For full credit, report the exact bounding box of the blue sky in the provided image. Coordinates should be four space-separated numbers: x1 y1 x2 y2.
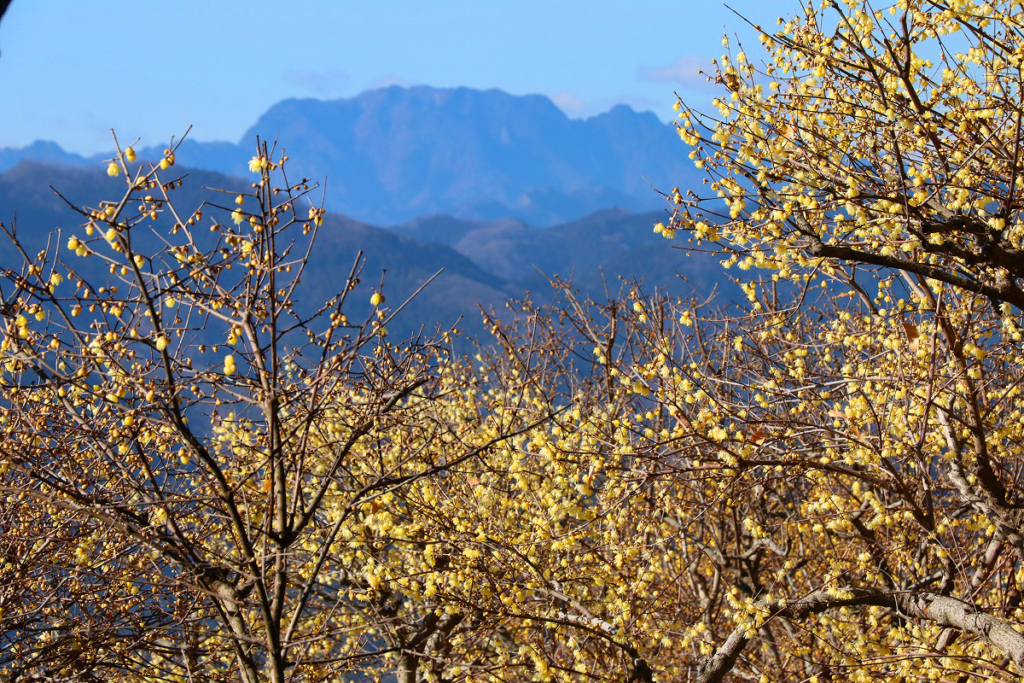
0 0 778 154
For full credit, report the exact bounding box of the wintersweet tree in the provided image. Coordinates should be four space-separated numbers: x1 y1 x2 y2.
653 0 1024 679
324 265 1024 682
0 136 725 683
0 139 556 683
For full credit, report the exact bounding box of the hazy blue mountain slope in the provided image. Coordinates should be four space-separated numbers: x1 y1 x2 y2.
455 185 650 225
391 208 736 303
0 161 242 232
0 161 736 343
0 162 518 340
0 141 94 173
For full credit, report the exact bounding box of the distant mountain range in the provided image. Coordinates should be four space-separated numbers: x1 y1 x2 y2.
0 86 700 226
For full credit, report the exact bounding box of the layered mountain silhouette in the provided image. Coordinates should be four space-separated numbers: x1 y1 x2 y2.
0 161 733 342
0 86 701 226
0 86 737 342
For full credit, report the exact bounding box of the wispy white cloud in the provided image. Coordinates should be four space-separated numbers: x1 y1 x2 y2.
364 75 418 91
280 69 350 97
549 92 588 118
550 91 666 119
638 55 717 88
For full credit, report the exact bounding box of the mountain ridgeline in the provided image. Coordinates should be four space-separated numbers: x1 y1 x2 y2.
0 86 702 226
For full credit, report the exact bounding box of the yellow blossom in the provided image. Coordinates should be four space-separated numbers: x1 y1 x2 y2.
248 156 268 173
